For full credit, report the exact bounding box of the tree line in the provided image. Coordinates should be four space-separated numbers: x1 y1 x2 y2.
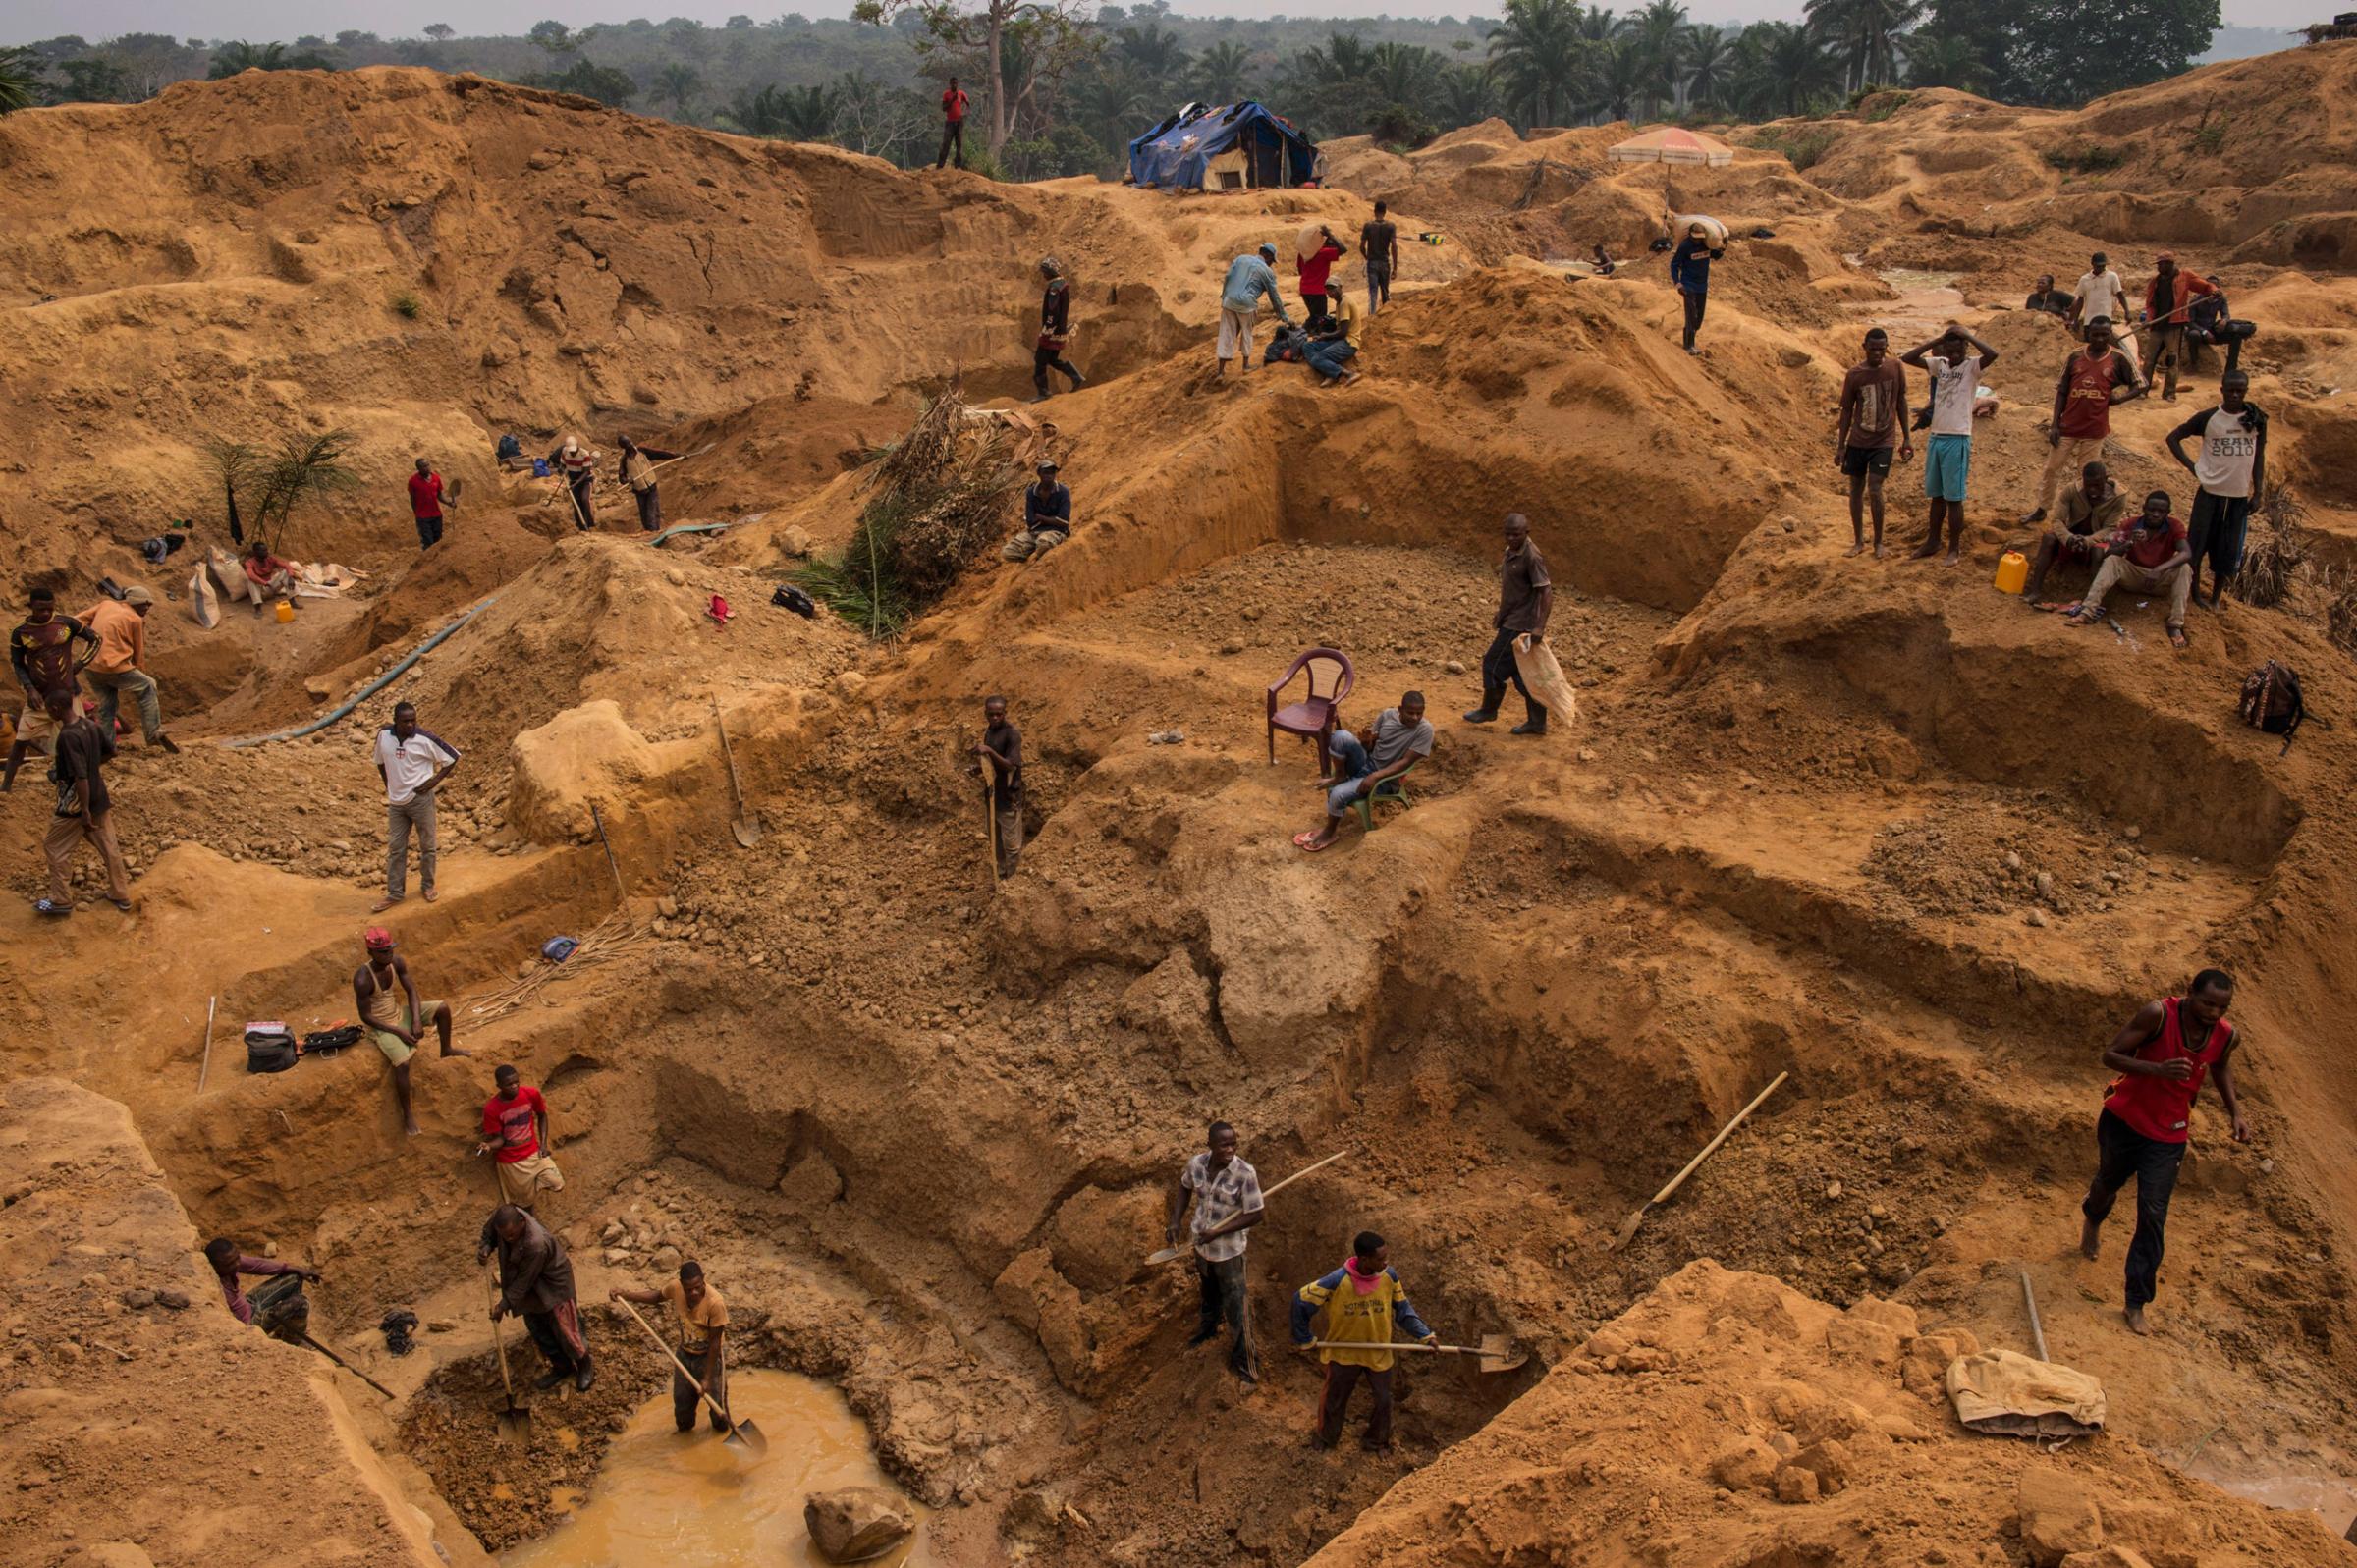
0 0 2226 175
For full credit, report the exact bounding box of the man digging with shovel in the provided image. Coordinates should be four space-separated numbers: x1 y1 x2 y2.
1291 1231 1438 1454
479 1204 594 1392
612 1262 731 1434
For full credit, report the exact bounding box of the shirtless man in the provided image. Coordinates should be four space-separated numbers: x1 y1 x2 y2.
355 926 467 1136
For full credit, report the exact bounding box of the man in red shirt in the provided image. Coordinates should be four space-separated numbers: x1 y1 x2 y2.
936 76 968 171
2142 251 2217 403
2066 489 2193 647
1296 227 1344 330
476 1065 564 1209
408 458 447 549
2021 316 2142 525
2079 970 2250 1335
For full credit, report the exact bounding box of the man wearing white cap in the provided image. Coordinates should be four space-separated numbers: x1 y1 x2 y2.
552 438 596 529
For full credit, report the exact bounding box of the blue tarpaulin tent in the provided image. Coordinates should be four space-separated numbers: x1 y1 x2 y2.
1126 102 1317 192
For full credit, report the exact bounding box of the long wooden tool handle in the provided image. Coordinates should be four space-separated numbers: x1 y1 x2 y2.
301 1332 395 1399
484 1264 518 1400
982 753 1001 889
1643 1070 1788 1208
2020 1269 2051 1363
197 995 217 1092
616 1298 734 1428
591 804 627 900
1259 1150 1346 1201
1305 1339 1483 1355
715 705 744 805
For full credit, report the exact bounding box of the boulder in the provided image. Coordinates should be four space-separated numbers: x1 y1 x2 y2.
506 700 662 844
1826 1314 1905 1369
778 1149 847 1207
1772 1464 1821 1504
2017 1468 2104 1566
1707 1435 1781 1491
803 1486 916 1563
1050 1183 1167 1294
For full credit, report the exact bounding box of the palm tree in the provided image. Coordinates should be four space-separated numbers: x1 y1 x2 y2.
655 63 701 120
1369 41 1445 118
0 46 37 112
1575 5 1619 42
1441 62 1499 126
1067 63 1150 150
1115 22 1189 91
1489 0 1585 128
1681 25 1733 112
1900 27 1984 92
726 84 788 135
776 83 843 140
1805 0 1922 92
1744 21 1843 116
207 40 289 79
1587 36 1651 123
1193 40 1255 103
1619 0 1687 117
254 428 362 559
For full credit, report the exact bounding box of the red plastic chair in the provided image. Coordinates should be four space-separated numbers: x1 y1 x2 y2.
1266 648 1354 776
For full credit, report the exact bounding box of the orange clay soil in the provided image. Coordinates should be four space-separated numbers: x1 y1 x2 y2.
5 51 2357 1568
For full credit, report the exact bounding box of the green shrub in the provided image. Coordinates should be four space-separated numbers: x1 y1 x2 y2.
1750 127 1842 171
391 291 423 319
2042 143 2126 174
2195 118 2226 155
1858 90 1912 123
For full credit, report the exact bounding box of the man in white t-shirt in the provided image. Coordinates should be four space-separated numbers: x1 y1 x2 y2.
1899 321 2002 564
2070 252 2125 330
2165 368 2268 610
372 700 459 912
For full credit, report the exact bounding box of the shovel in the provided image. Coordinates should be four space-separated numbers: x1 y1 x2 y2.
982 753 1001 889
715 703 762 848
297 1331 397 1400
483 1265 532 1445
1610 1070 1788 1251
1145 1150 1347 1266
1304 1335 1528 1373
616 1298 766 1456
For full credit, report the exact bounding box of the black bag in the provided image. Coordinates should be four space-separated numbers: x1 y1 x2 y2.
2239 661 2321 754
302 1025 363 1057
245 1023 299 1074
771 584 816 618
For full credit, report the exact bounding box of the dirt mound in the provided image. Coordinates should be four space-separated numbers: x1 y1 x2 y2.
1305 1259 2350 1566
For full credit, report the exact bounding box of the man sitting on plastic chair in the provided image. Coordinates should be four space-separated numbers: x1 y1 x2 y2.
1293 692 1432 853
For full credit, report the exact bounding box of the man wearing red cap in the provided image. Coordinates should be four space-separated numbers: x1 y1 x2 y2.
2143 251 2216 403
355 927 466 1136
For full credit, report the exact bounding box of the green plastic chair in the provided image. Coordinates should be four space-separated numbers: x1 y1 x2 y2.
1349 760 1419 833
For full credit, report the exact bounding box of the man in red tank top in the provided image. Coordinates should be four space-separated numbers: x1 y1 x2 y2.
2079 969 2251 1335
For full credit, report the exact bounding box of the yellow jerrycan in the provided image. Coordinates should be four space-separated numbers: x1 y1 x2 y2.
274 598 296 622
1994 550 2028 595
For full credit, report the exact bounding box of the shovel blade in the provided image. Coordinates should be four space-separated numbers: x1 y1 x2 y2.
495 1406 532 1445
1144 1244 1186 1266
1608 1201 1654 1253
1475 1334 1529 1373
721 1418 768 1458
732 814 762 848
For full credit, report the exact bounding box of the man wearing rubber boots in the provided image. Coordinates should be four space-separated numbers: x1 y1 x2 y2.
2079 969 2252 1336
612 1261 730 1433
1463 512 1551 735
480 1204 594 1391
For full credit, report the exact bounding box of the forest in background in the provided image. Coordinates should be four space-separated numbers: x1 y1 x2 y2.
0 1 2279 180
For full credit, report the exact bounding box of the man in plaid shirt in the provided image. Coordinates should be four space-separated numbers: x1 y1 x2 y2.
1167 1121 1266 1381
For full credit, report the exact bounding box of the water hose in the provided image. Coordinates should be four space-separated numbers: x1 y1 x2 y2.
223 595 498 748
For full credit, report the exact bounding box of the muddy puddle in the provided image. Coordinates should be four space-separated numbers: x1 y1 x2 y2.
504 1370 935 1568
1858 265 1967 338
2182 1453 2357 1539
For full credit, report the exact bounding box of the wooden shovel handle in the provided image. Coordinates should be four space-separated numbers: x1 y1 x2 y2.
615 1297 734 1429
1258 1150 1346 1201
1641 1070 1788 1208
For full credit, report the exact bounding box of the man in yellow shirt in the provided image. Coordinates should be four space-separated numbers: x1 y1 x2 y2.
1290 1230 1438 1453
612 1261 732 1433
77 587 177 753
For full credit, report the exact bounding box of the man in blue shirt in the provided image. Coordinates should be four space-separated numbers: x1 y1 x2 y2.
1001 460 1073 563
1218 243 1293 377
1670 222 1723 355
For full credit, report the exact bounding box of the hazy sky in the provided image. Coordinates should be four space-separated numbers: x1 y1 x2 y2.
0 2 2318 47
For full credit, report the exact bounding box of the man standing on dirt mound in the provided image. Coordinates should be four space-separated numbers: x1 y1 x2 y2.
409 458 448 550
33 685 135 918
1835 328 1912 559
1217 243 1292 378
1899 322 2001 564
356 927 468 1137
1168 1121 1266 1383
1291 1230 1439 1454
478 1065 564 1211
1361 202 1399 315
1669 222 1723 355
617 437 682 533
1463 513 1551 735
2079 970 2251 1336
373 700 457 913
6 585 97 793
2166 367 2268 611
2021 316 2142 528
936 76 968 170
1032 257 1086 402
2143 251 2218 404
480 1204 594 1391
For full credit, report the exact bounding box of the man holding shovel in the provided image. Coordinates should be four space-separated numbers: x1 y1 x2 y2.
611 1262 731 1433
479 1204 593 1391
969 695 1023 880
1290 1230 1437 1453
1168 1121 1265 1383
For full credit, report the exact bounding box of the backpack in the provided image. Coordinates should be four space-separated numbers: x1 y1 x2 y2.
772 584 816 618
301 1024 363 1056
245 1023 299 1074
2238 661 2328 754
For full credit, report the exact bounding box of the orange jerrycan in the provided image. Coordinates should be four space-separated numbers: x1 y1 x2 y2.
1994 551 2028 595
275 598 296 622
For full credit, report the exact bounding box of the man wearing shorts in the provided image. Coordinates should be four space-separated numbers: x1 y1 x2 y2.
2023 461 2126 605
1900 321 2001 563
2166 368 2266 611
1835 328 1912 558
5 586 97 792
1217 243 1292 377
355 926 467 1136
477 1065 564 1210
2022 316 2141 526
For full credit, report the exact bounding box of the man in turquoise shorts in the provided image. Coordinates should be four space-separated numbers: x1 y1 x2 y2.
1901 321 2001 564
